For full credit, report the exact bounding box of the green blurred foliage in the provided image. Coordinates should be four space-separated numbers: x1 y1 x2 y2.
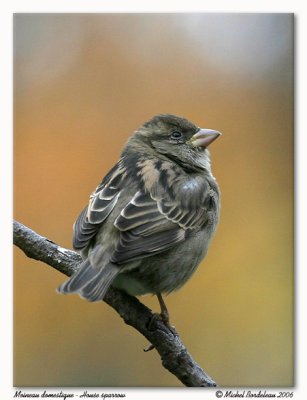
14 13 293 387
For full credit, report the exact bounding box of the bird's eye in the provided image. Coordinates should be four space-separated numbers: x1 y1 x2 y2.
170 131 183 140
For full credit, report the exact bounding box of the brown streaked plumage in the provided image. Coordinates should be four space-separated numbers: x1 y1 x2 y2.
58 114 221 324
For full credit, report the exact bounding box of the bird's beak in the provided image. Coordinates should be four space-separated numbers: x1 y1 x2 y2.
190 129 222 148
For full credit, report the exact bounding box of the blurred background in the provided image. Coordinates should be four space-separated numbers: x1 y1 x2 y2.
13 13 293 387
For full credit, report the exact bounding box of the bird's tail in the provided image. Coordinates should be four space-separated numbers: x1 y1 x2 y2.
57 260 119 302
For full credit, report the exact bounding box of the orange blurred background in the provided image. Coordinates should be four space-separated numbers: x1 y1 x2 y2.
14 13 293 387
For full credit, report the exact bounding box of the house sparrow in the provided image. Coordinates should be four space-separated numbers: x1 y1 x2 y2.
58 114 221 324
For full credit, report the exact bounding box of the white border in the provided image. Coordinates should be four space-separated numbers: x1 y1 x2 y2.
1 1 305 399
3 0 307 13
0 1 13 398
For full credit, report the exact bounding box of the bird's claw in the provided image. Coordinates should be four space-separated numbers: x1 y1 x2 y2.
143 343 155 352
147 312 178 336
143 293 178 352
147 312 163 331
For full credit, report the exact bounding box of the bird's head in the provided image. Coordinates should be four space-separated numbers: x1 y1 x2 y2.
128 114 221 172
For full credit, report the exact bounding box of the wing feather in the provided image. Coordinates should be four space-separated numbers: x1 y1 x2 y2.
111 229 185 264
72 161 125 251
112 190 186 264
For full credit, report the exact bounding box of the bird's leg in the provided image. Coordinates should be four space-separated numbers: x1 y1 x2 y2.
147 293 171 330
157 293 178 335
144 293 178 352
157 293 170 325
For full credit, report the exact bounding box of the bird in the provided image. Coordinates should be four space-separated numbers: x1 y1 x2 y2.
58 114 221 326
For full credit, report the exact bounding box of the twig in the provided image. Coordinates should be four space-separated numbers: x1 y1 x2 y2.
13 219 217 387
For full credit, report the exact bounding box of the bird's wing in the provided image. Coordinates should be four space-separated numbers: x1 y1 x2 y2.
72 160 126 250
112 191 184 263
111 185 211 264
73 156 218 265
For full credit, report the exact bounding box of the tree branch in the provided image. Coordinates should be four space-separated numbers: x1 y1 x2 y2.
13 219 217 387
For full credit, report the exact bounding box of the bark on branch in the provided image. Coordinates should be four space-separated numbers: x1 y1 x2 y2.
13 219 217 387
